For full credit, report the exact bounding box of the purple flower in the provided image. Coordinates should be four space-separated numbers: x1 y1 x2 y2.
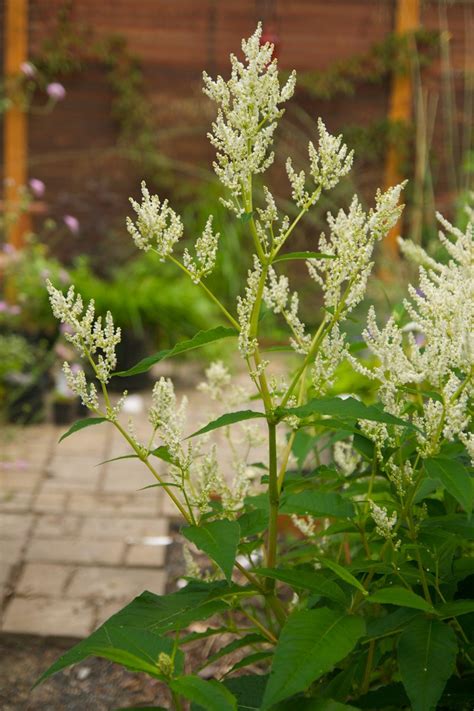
63 215 80 234
0 301 7 313
2 244 15 255
20 61 36 77
29 178 45 197
60 322 74 335
47 82 66 101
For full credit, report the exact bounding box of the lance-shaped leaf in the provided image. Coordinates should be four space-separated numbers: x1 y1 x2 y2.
188 410 266 438
254 568 347 606
272 251 335 263
367 586 435 613
59 417 107 443
319 558 367 594
182 519 240 582
36 580 244 685
170 675 237 711
424 457 473 515
261 608 365 709
116 326 237 377
398 617 458 711
278 396 416 430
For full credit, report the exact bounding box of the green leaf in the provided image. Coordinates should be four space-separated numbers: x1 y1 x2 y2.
225 650 273 675
319 559 367 594
424 457 473 515
254 568 346 605
280 491 354 519
223 675 268 711
149 445 174 464
365 607 421 641
188 410 265 438
436 599 474 619
368 586 435 613
261 608 365 709
182 520 240 582
116 326 237 377
278 396 415 430
36 621 183 686
170 676 236 711
238 509 268 538
398 617 458 711
273 251 335 263
36 581 245 685
59 417 107 443
96 454 139 466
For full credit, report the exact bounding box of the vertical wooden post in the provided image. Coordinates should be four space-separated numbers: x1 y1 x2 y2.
383 0 420 258
3 0 30 250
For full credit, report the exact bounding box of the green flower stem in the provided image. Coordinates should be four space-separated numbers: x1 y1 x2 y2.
271 187 321 259
277 368 308 492
361 639 376 694
167 253 240 331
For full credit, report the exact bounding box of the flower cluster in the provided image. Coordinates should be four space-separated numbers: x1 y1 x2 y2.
263 267 311 354
126 181 183 258
286 119 353 208
236 256 262 356
308 184 405 314
182 216 220 283
203 23 296 215
369 501 398 542
46 280 120 384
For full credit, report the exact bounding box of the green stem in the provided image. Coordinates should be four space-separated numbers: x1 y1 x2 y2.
266 421 279 584
167 253 240 330
271 187 322 258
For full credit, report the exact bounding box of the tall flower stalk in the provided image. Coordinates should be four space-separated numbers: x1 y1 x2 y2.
41 25 473 711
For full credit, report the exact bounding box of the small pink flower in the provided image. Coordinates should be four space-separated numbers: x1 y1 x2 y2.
60 322 74 335
20 61 36 77
63 215 80 234
29 178 45 197
9 305 21 315
70 363 82 375
59 269 70 284
0 301 7 312
47 82 66 101
2 243 15 254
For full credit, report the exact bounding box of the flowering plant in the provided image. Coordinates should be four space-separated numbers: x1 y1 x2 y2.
39 26 473 711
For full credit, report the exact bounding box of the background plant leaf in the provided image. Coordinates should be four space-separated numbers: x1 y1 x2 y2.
424 457 473 515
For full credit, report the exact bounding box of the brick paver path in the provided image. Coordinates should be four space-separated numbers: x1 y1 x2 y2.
0 405 173 638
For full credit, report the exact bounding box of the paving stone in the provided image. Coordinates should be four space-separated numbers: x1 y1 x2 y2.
1 538 24 564
125 543 167 567
0 468 42 491
45 455 102 490
33 491 68 513
0 491 33 512
33 513 82 538
67 566 166 601
0 562 12 587
2 596 94 637
16 563 73 597
0 513 33 539
83 516 168 541
25 539 124 565
68 492 158 516
101 457 156 493
52 425 108 457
